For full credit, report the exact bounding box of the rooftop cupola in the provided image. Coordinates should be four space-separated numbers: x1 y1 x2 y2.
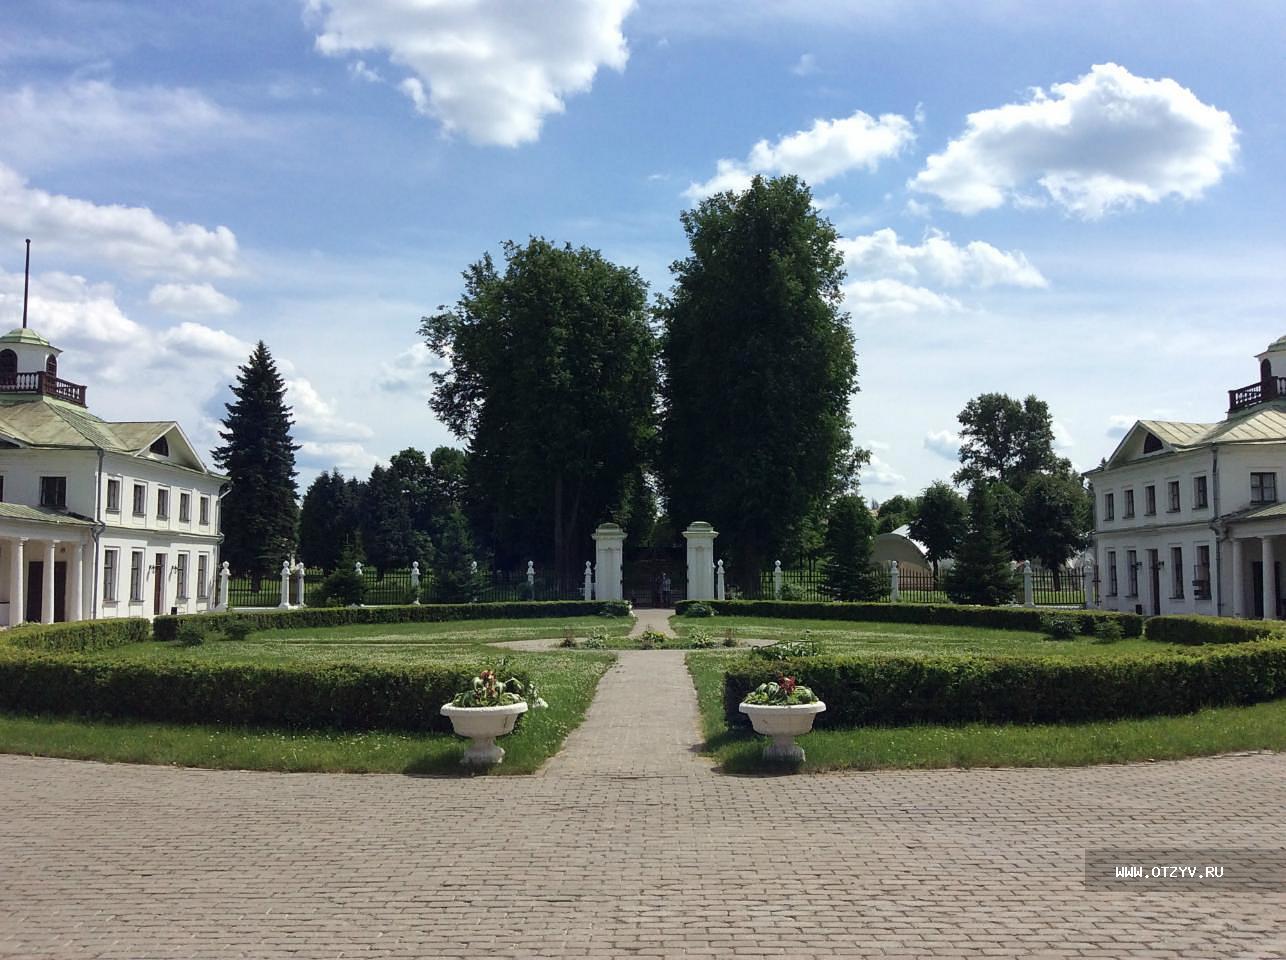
1228 335 1286 415
0 328 86 406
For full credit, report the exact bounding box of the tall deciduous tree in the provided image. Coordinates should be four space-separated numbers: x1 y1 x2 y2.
214 341 299 583
658 175 859 587
908 481 968 576
821 494 884 601
298 469 361 572
954 393 1064 489
943 482 1018 606
1017 468 1091 587
874 493 920 534
423 238 656 581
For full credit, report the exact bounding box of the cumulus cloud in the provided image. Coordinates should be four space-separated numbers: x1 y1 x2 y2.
297 440 380 475
286 376 375 442
0 269 141 346
155 322 250 363
308 0 635 146
378 341 445 394
685 109 914 200
1105 414 1136 439
843 278 962 320
862 453 906 488
791 53 818 76
148 282 239 317
910 63 1239 218
840 228 1047 290
924 430 961 461
0 163 239 278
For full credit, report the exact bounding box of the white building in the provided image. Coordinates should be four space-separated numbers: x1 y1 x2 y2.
0 326 226 624
1086 335 1286 620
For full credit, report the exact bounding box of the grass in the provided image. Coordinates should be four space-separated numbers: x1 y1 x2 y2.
686 652 1286 773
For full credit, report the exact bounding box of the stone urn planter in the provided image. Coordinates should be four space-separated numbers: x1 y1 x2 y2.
441 701 529 766
738 701 826 762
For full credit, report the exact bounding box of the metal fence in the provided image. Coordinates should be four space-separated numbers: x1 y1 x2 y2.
227 566 585 608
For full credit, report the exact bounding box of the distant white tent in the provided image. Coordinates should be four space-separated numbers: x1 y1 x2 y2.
872 524 946 574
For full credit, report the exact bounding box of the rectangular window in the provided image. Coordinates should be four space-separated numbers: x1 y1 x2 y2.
39 476 67 509
1171 546 1184 599
1167 481 1180 512
179 492 191 522
156 488 169 521
1124 489 1135 519
1126 549 1139 597
0 475 5 501
1107 551 1118 596
197 554 209 600
132 483 147 517
1193 475 1209 509
129 550 144 602
199 496 210 526
106 478 121 513
1195 545 1211 600
1144 485 1157 516
176 552 189 600
1103 492 1115 521
1251 472 1278 504
103 548 118 602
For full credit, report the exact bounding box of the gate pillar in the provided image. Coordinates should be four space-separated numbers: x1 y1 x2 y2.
592 523 626 601
683 521 718 600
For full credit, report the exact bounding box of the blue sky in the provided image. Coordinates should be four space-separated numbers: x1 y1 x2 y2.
2 0 1283 500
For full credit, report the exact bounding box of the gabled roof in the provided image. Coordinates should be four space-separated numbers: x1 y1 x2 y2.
1091 401 1286 474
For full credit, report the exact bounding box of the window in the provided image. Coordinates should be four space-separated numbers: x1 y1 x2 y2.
0 475 4 502
1103 493 1115 521
39 476 67 509
1251 472 1277 504
1144 485 1156 516
132 483 146 516
1171 547 1184 599
46 355 57 377
1167 481 1181 513
1107 551 1118 596
199 496 210 526
150 435 169 456
103 549 118 602
106 478 120 513
1193 475 1208 509
197 554 209 600
129 550 144 602
156 488 169 520
1142 432 1163 454
179 492 191 522
1195 545 1211 600
176 553 189 600
0 349 15 382
1126 550 1139 597
1124 489 1136 519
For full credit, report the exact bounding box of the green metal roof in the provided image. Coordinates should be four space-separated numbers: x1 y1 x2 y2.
0 502 94 526
0 327 53 347
1227 501 1286 523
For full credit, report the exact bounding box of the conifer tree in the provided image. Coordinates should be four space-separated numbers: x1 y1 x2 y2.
430 507 485 602
298 470 360 572
821 494 885 601
214 342 300 583
943 482 1018 606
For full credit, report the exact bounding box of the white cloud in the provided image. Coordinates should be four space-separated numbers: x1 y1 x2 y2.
0 163 239 279
862 452 905 488
148 282 239 317
297 440 380 475
378 341 444 394
791 53 818 76
924 430 961 461
348 59 382 83
1105 414 1136 439
286 376 375 442
840 228 1047 289
685 109 915 200
0 269 141 346
155 322 250 363
910 63 1239 218
1052 419 1075 451
308 0 635 146
843 278 962 319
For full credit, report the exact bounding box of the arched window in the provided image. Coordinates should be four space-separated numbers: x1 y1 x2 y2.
0 350 15 383
150 435 170 457
1262 358 1273 382
1142 432 1163 454
45 355 57 378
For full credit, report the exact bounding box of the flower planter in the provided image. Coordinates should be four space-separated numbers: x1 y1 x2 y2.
440 701 529 766
738 701 826 762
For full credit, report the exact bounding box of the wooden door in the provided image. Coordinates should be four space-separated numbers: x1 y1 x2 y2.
1147 550 1161 616
25 560 42 623
153 553 167 616
53 561 66 622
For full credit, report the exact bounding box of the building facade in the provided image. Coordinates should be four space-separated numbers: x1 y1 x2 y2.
1086 336 1286 620
0 327 225 624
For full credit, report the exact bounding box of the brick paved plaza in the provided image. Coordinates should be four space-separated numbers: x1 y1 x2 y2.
2 646 1283 959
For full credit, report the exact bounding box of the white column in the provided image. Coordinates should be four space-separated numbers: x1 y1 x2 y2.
8 538 25 625
715 559 726 600
1232 538 1245 618
1022 560 1034 608
279 560 292 609
1262 536 1277 621
890 560 900 603
773 560 783 600
41 541 56 623
68 542 84 622
1082 561 1094 610
583 561 593 601
682 522 718 601
294 562 306 608
216 560 230 611
591 522 626 602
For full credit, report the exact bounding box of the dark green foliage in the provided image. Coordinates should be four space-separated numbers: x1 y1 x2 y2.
315 565 367 607
943 483 1019 606
597 603 629 618
1094 619 1124 643
175 622 207 646
1016 469 1092 582
1144 615 1278 646
361 460 420 575
954 393 1065 489
424 238 656 580
658 176 859 589
821 494 885 601
908 482 968 575
220 618 255 642
874 494 919 535
3 618 149 653
672 599 1144 636
778 584 804 601
298 470 362 572
213 342 300 582
430 508 485 602
722 639 1286 727
683 602 715 618
1039 613 1080 640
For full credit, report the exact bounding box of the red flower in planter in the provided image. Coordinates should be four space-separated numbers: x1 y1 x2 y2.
778 675 797 695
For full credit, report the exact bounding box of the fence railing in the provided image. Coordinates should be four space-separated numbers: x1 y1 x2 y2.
226 566 586 608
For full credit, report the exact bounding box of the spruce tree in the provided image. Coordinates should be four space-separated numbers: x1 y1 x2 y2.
821 494 885 601
430 507 485 603
214 342 300 584
298 470 360 572
943 482 1019 606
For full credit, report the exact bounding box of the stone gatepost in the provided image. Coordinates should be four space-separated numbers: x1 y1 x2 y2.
683 522 718 600
592 523 626 601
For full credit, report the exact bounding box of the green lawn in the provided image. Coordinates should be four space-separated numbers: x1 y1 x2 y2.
686 652 1286 772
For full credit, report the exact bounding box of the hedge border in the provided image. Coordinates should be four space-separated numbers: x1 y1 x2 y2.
676 599 1143 637
1143 614 1280 646
721 638 1286 728
2 618 150 654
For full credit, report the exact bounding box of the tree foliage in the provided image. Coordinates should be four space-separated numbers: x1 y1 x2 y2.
213 342 299 582
874 494 920 534
298 470 361 572
1017 468 1091 585
908 481 968 575
955 393 1065 489
821 494 885 601
658 175 859 587
943 483 1018 606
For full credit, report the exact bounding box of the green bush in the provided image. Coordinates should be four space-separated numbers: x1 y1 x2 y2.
1144 615 1278 646
0 649 515 732
153 600 630 643
314 567 367 607
220 617 255 642
689 627 716 649
175 622 207 647
778 584 805 601
1094 619 1124 644
637 628 666 650
1039 613 1080 640
672 599 1143 637
683 602 715 618
721 639 1286 728
3 618 150 654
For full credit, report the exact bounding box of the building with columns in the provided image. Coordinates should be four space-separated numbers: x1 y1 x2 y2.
1086 335 1286 620
0 326 226 624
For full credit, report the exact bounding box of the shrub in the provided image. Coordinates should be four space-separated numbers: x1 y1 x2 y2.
689 627 716 649
598 603 629 618
175 622 207 647
750 632 824 661
315 566 367 607
683 602 715 617
1094 619 1124 644
3 618 149 654
722 628 738 648
721 638 1286 728
1144 615 1278 646
558 626 578 649
219 617 255 642
1040 613 1080 641
583 628 607 650
778 584 804 601
637 628 667 650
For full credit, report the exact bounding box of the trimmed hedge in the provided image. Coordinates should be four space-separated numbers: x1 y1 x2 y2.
2 618 150 654
722 639 1286 727
153 600 630 643
0 650 516 732
676 599 1143 637
1144 615 1280 646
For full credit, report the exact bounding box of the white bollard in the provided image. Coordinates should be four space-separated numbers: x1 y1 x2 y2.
890 560 900 603
279 560 292 609
583 561 594 601
773 560 783 600
411 561 421 605
216 561 231 611
1082 561 1094 609
716 559 726 601
1023 560 1034 607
